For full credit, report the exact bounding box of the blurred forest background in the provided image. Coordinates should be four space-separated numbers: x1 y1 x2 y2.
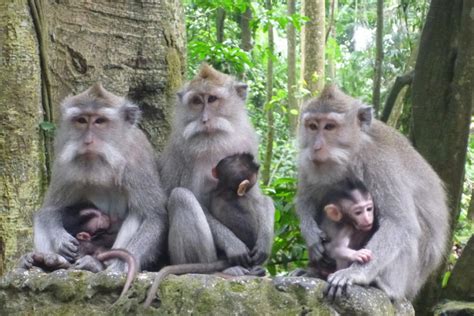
0 0 472 313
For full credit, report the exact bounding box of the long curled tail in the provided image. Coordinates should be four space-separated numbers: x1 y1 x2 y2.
96 249 138 299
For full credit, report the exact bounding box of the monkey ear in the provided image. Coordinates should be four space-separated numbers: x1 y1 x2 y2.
358 106 373 131
235 83 248 100
237 179 250 196
324 204 343 222
123 103 142 125
211 167 218 179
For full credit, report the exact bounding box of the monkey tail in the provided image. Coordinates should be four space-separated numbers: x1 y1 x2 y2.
96 249 138 299
143 260 231 308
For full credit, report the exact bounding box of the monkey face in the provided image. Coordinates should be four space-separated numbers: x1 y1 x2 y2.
300 111 351 166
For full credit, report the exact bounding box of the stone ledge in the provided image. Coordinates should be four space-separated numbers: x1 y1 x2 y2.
0 269 414 315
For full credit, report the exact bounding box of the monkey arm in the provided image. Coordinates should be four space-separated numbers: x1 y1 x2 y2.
108 159 169 272
34 205 79 262
296 193 327 261
251 194 275 265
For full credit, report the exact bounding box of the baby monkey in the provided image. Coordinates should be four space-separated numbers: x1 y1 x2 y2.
209 152 261 253
319 177 377 272
295 177 378 280
62 205 138 299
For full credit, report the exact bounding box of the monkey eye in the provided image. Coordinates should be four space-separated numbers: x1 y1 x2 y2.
191 96 201 105
355 211 363 216
324 123 336 131
208 95 218 103
367 207 374 212
307 122 318 131
75 117 88 124
95 117 108 125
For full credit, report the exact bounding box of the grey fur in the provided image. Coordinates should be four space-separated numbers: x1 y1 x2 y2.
158 65 274 273
33 83 168 272
296 85 449 301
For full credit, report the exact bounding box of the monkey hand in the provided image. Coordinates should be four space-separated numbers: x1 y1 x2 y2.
54 231 79 262
324 267 368 301
350 249 372 264
225 240 252 268
74 255 105 273
308 230 328 262
249 247 269 266
222 266 250 276
17 252 36 270
18 252 71 271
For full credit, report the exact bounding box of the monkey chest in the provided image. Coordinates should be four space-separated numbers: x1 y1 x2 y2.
84 188 128 218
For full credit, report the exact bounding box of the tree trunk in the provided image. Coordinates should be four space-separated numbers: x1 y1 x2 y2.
0 0 46 276
262 0 274 185
240 6 252 52
0 0 185 275
43 0 185 149
287 0 298 133
216 7 226 44
411 0 474 314
327 0 337 82
301 0 325 97
372 0 384 117
386 41 420 128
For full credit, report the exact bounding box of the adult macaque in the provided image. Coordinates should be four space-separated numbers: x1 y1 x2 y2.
296 85 449 301
144 153 265 307
27 84 167 273
319 178 377 271
158 64 274 273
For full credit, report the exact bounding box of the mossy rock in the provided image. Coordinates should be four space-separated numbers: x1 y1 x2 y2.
0 269 413 315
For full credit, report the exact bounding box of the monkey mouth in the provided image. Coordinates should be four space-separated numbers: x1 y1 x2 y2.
359 224 373 231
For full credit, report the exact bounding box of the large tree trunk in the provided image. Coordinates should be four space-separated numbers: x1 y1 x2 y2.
287 0 298 133
43 0 186 149
0 0 185 275
0 0 46 276
301 0 325 97
411 0 473 314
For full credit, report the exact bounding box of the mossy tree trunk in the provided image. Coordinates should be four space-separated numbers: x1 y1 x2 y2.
411 0 474 314
0 0 185 275
0 0 46 276
301 0 325 98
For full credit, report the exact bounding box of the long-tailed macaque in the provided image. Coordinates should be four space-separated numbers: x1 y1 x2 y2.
144 153 265 307
319 178 377 272
25 84 168 273
158 64 274 274
296 85 449 301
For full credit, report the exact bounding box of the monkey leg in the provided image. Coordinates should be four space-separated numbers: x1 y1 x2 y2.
167 188 218 264
73 255 105 273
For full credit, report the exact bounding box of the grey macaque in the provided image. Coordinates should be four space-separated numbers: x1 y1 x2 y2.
296 85 449 301
144 152 268 308
26 84 168 273
158 64 274 273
